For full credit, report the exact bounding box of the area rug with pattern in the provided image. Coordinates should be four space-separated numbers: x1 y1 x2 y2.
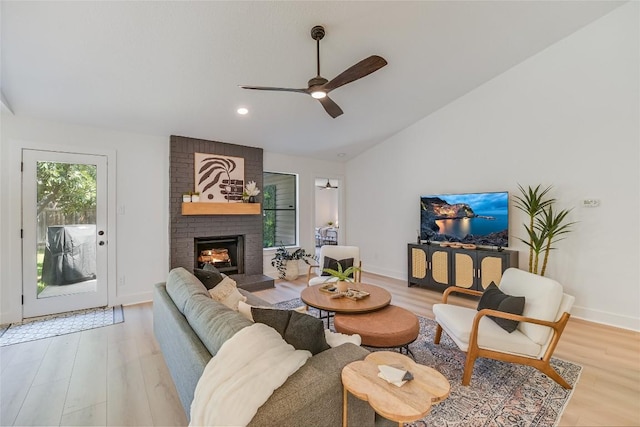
274 298 582 427
0 305 124 347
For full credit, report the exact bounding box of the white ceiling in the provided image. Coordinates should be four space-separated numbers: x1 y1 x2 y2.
1 1 623 161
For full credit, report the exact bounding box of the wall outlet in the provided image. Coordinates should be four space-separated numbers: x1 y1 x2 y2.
582 199 600 208
118 276 126 287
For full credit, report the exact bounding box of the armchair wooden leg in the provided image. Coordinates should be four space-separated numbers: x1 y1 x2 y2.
539 363 572 389
462 351 477 386
434 324 443 344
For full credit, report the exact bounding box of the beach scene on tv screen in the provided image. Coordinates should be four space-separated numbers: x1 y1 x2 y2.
420 192 509 247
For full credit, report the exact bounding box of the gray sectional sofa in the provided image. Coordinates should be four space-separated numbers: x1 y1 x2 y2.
153 267 375 426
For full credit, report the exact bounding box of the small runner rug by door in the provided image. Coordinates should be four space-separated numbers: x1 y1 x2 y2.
0 305 124 347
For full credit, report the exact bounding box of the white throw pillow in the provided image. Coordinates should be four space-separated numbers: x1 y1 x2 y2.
238 300 254 321
324 329 361 347
208 276 246 311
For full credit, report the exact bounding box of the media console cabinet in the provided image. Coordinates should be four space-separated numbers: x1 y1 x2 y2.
408 243 519 292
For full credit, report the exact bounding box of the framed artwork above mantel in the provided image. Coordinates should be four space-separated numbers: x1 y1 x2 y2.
194 153 245 203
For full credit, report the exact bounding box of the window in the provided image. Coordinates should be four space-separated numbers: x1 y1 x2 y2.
263 172 297 248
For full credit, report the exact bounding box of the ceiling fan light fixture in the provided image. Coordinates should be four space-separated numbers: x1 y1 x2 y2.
311 90 326 99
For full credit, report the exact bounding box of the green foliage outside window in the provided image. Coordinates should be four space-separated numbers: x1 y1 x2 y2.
37 162 97 216
262 184 276 248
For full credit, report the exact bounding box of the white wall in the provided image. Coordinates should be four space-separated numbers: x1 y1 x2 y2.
0 114 169 323
346 3 639 330
263 152 345 277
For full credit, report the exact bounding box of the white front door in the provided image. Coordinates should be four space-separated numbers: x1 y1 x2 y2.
22 149 109 318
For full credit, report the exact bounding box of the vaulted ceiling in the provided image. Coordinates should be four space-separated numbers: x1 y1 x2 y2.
1 1 623 161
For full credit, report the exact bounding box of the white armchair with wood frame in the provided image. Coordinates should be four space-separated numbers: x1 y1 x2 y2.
432 267 575 389
307 245 362 286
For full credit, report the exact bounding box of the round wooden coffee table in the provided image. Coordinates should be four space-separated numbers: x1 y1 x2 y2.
300 282 391 314
342 351 450 427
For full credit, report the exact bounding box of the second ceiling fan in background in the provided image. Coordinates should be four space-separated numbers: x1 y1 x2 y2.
317 179 338 189
240 25 387 118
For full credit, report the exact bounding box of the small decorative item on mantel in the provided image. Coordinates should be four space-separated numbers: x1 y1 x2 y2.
183 192 192 203
191 192 200 202
244 181 261 203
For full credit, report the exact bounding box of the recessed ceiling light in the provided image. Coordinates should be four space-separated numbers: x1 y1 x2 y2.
237 107 249 115
337 153 346 157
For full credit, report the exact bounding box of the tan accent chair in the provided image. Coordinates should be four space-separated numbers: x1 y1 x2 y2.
307 245 362 286
433 268 575 389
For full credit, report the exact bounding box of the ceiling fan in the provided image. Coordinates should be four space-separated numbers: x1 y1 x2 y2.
317 179 338 189
239 25 387 118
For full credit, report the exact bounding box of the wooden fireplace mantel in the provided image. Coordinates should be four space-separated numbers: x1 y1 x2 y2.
181 202 261 216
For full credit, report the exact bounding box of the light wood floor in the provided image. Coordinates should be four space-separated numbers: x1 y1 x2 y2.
1 272 639 426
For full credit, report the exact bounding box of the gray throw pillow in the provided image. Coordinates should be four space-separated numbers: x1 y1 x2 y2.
251 307 292 337
477 282 525 333
251 308 330 355
193 266 224 289
284 311 330 355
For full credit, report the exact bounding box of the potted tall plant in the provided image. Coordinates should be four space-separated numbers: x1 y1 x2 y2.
514 184 576 276
270 244 317 280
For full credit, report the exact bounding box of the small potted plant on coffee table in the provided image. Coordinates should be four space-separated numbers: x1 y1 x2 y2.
271 244 317 280
323 263 362 293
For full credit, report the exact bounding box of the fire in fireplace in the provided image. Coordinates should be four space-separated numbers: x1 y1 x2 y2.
194 235 244 275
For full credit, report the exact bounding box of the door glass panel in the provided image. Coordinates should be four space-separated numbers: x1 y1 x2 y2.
36 161 97 299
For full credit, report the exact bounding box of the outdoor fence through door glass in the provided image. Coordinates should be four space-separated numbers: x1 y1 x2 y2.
36 162 98 299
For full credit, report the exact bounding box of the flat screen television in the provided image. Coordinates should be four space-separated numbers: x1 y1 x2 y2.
420 191 509 248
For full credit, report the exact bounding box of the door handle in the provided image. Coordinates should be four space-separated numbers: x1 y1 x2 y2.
98 230 105 236
99 241 106 246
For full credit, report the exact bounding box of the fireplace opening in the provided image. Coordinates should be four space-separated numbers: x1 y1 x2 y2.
194 235 244 275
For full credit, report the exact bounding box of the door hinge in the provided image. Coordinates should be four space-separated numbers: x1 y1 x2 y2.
22 295 24 305
21 161 24 172
20 229 23 238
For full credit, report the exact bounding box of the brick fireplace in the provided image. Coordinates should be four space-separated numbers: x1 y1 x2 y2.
170 135 264 275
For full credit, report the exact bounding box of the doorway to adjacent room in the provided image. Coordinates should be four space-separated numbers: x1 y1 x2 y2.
314 177 342 257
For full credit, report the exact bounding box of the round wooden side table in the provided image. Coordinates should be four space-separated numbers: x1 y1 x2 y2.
341 351 450 427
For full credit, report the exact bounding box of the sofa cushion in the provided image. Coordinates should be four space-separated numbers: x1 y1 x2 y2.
184 294 253 357
166 267 211 314
433 303 541 357
477 282 525 333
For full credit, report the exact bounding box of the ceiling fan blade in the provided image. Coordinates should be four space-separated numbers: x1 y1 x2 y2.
239 85 308 94
324 55 388 92
318 96 344 118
